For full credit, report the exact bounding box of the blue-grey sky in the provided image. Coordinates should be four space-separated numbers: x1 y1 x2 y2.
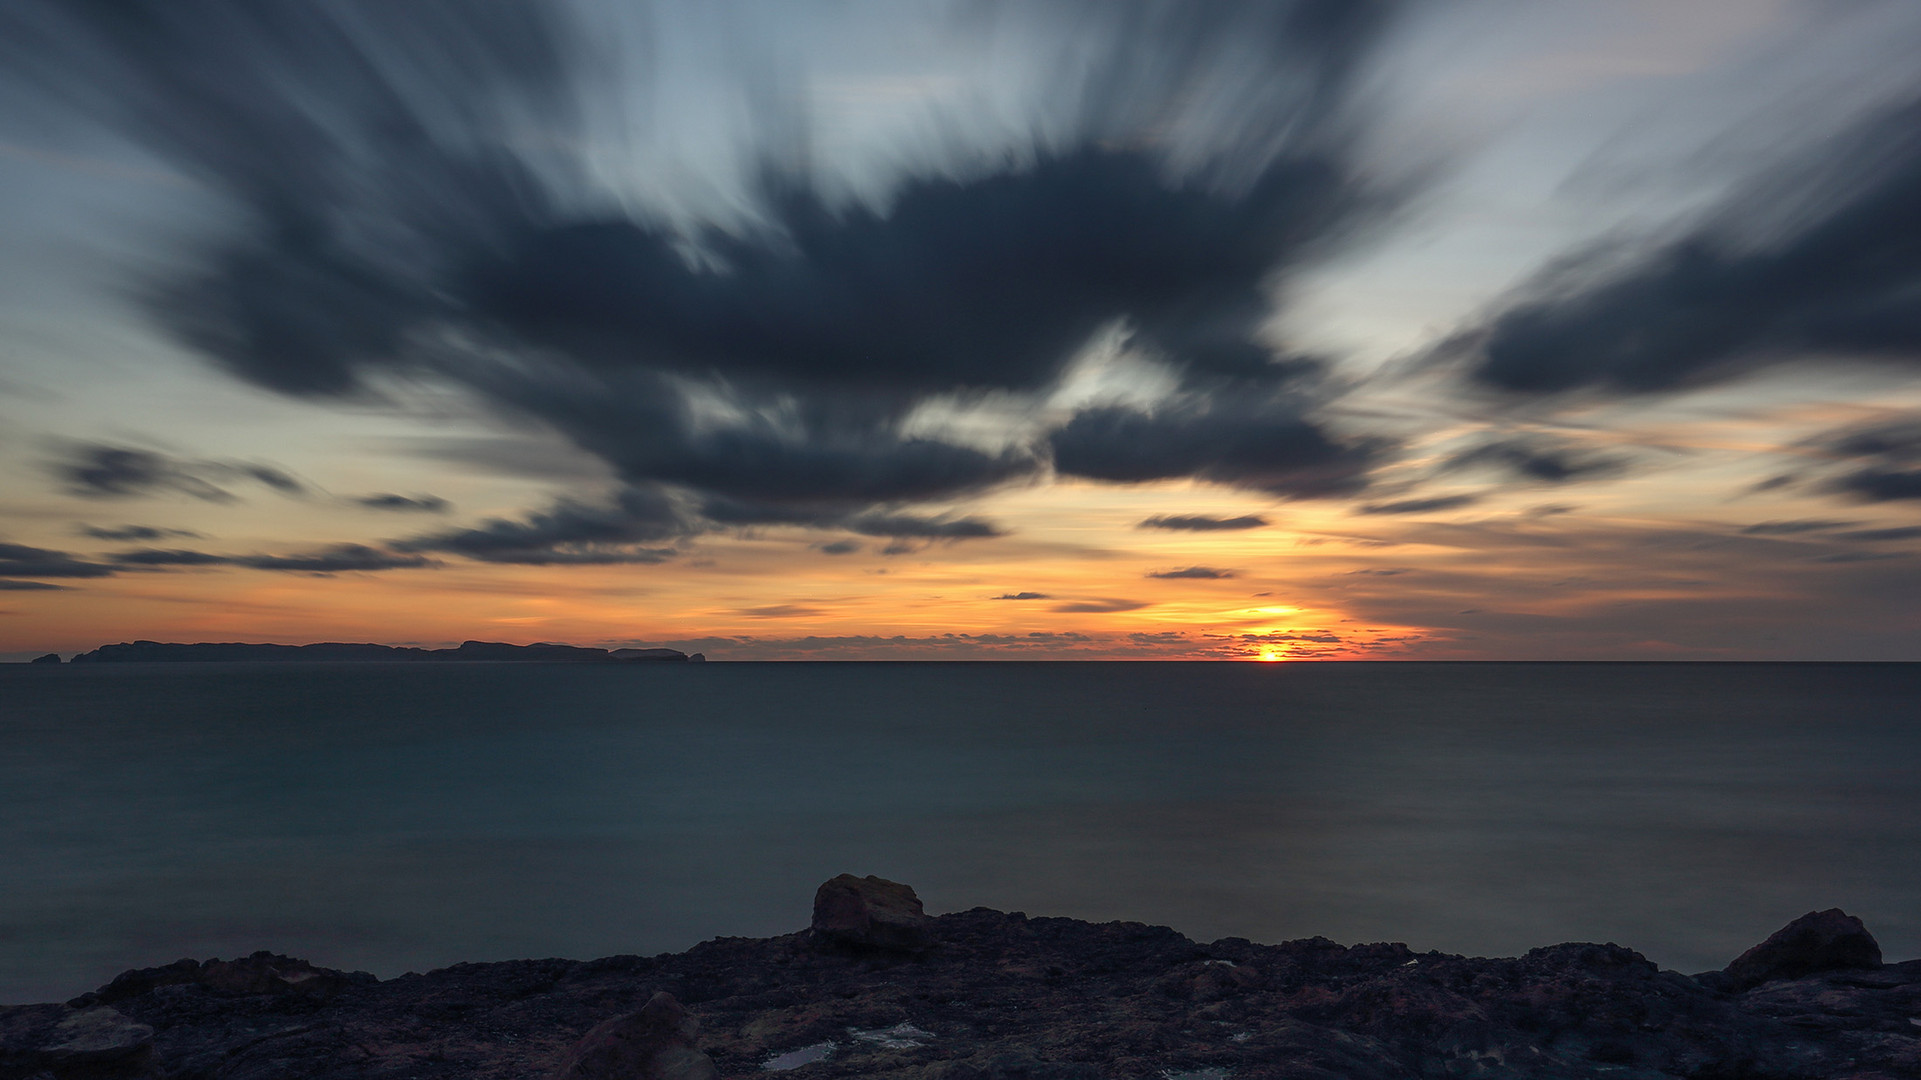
1 0 1918 660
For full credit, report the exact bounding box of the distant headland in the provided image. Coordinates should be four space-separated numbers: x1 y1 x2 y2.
52 640 704 664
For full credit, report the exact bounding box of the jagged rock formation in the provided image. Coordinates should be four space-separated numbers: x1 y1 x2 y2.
2 888 1916 1079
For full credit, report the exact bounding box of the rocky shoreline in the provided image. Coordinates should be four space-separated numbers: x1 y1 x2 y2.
3 875 1916 1080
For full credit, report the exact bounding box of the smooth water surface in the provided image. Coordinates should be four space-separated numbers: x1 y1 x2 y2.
3 661 1917 1004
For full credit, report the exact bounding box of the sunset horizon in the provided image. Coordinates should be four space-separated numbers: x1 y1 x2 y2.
4 1 1918 663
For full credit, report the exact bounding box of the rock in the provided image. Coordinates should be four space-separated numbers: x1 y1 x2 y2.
29 653 60 665
11 891 1920 1080
0 1005 157 1078
80 952 372 1006
811 874 934 952
942 1052 1102 1080
549 991 716 1080
1721 909 1882 991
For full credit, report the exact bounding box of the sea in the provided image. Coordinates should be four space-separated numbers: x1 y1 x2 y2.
3 661 1917 1006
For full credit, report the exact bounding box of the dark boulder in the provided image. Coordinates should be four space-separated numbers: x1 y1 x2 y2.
549 991 715 1080
1720 909 1882 991
811 874 935 953
29 653 60 664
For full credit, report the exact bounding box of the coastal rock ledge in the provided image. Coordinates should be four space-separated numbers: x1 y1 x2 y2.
4 878 1918 1080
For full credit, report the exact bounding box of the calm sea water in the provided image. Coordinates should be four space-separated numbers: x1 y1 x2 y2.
2 661 1917 1005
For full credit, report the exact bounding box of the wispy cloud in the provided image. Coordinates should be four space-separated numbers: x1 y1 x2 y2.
1137 513 1269 531
1050 598 1149 613
47 442 303 502
354 493 450 514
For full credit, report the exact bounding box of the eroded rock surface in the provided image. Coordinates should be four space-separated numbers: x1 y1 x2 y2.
4 887 1918 1080
811 874 934 954
0 1003 155 1079
550 991 715 1080
1719 908 1884 992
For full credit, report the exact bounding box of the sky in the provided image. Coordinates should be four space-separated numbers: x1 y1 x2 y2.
1 0 1918 661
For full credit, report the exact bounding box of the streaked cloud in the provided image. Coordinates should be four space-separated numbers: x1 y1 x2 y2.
1137 514 1269 531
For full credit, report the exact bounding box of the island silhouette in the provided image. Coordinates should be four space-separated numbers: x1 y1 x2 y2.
59 640 702 663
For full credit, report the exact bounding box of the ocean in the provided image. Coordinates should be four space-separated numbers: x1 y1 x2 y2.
2 661 1917 1006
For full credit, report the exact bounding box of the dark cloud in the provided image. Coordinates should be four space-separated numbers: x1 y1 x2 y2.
1832 471 1921 501
815 540 862 556
1355 494 1479 515
0 580 72 591
1241 630 1342 644
50 444 233 502
645 629 1219 660
1739 519 1858 536
1050 598 1149 613
1137 513 1269 531
0 542 115 579
847 514 1003 540
388 486 998 564
699 498 1005 540
475 147 1365 396
1823 416 1921 460
697 497 841 528
1146 566 1237 579
236 465 306 495
393 486 691 565
10 537 428 580
386 435 610 482
1810 550 1908 564
355 493 451 513
234 545 430 573
994 592 1051 600
110 548 231 567
47 442 304 502
739 604 827 619
1442 436 1628 484
1051 395 1383 496
0 0 574 396
109 545 430 572
1806 415 1921 503
571 396 1040 509
1 0 1405 517
1832 526 1921 543
78 524 202 541
1455 96 1921 395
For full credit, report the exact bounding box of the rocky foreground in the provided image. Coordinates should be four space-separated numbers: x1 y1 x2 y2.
3 876 1917 1080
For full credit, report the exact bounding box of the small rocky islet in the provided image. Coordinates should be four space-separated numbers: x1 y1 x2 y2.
2 875 1916 1080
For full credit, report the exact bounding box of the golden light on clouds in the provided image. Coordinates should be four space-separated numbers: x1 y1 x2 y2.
3 3 1920 661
